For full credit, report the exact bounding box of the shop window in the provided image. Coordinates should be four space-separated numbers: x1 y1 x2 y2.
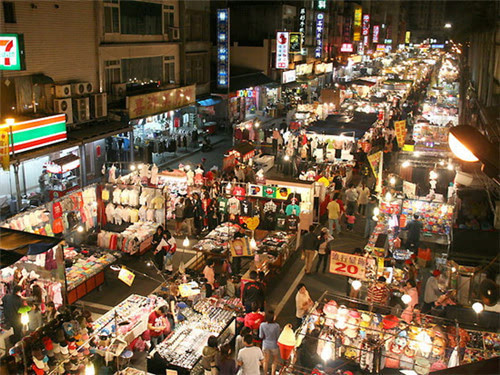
163 56 175 84
3 1 15 24
105 60 121 92
122 56 163 84
120 0 162 35
163 4 175 35
104 1 120 34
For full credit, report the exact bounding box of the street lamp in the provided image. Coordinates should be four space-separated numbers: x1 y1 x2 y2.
401 294 412 304
448 125 499 180
472 302 484 314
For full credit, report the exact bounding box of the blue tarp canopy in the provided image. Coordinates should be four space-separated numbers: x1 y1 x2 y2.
197 96 222 107
307 112 378 138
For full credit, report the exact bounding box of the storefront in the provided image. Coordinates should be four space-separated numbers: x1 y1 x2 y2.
127 85 198 165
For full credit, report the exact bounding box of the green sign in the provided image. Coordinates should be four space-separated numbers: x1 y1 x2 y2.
0 34 26 71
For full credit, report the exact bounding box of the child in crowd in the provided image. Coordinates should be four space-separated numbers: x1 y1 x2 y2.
346 214 356 231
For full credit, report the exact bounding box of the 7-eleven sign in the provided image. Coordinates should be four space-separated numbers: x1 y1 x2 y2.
0 34 25 71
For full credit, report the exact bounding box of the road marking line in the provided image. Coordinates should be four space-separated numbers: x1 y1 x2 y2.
75 300 113 312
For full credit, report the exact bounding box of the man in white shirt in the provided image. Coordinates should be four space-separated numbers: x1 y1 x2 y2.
237 334 264 375
295 283 313 328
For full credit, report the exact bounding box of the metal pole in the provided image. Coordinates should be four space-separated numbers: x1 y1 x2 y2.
129 131 134 162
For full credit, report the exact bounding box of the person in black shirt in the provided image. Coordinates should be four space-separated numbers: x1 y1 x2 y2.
242 271 264 313
152 226 164 271
301 225 319 274
2 285 23 344
406 214 423 253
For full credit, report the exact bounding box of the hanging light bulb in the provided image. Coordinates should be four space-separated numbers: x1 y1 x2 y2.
182 237 189 247
184 165 191 171
384 192 392 201
429 170 438 179
389 176 396 185
401 294 412 304
373 207 380 216
130 164 136 171
447 163 453 170
472 302 484 314
402 160 410 168
284 155 290 161
451 267 457 273
250 237 257 249
321 342 333 361
352 280 362 291
85 363 95 375
21 313 29 326
77 225 84 233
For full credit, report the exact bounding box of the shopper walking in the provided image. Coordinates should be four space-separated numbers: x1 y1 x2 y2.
2 285 23 344
152 226 165 271
327 197 341 234
203 259 216 290
357 183 370 216
237 334 264 375
422 270 443 314
401 279 419 324
217 344 237 375
174 198 185 236
242 271 265 313
201 335 219 375
315 228 333 273
364 196 378 238
301 225 319 274
259 310 280 375
295 283 313 328
183 198 196 237
345 184 358 216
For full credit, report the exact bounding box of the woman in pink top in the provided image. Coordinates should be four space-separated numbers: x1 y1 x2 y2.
401 279 419 324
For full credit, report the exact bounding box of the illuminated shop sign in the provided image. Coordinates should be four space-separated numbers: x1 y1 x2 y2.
315 12 325 58
289 32 302 54
237 89 256 98
0 114 67 154
384 39 392 44
340 43 354 53
0 34 26 71
316 0 327 10
362 15 370 36
376 44 386 51
216 9 230 88
373 25 380 43
431 44 445 49
276 32 289 69
353 6 362 41
405 31 411 44
295 63 313 76
282 70 297 84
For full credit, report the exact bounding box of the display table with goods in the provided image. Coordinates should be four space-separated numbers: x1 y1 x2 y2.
294 291 500 375
257 230 297 268
65 247 120 304
192 222 243 256
93 294 168 356
148 300 236 374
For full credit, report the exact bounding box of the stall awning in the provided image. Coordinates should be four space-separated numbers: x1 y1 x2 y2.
68 121 134 144
229 73 276 93
233 141 255 156
197 96 222 107
0 228 62 268
47 153 80 174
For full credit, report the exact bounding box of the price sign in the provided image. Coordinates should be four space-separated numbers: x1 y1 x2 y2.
118 267 135 286
329 251 367 280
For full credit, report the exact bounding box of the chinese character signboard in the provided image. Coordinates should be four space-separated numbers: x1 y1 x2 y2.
353 6 362 41
299 7 307 51
276 32 289 69
362 14 370 36
128 85 196 119
340 43 354 53
373 25 380 43
216 9 230 89
0 131 9 170
329 251 367 280
0 34 26 71
289 32 302 53
316 0 327 10
0 114 67 154
315 12 325 58
282 70 296 84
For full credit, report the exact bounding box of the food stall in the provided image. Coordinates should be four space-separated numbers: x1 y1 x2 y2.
223 142 256 171
46 153 81 200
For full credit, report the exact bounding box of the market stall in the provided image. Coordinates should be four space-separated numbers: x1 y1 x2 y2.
293 291 500 374
223 142 256 171
46 153 81 200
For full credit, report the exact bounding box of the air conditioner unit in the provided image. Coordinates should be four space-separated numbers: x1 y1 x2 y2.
73 97 90 122
54 98 73 124
71 82 93 96
54 84 72 98
112 83 127 98
169 27 180 41
90 93 108 118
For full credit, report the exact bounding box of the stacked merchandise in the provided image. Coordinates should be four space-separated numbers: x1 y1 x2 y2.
401 200 453 235
258 231 295 259
97 221 158 254
65 251 118 292
193 223 242 254
151 303 235 373
193 296 244 315
297 293 500 374
93 294 167 348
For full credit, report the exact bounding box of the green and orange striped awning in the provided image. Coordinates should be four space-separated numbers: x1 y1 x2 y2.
0 114 67 154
